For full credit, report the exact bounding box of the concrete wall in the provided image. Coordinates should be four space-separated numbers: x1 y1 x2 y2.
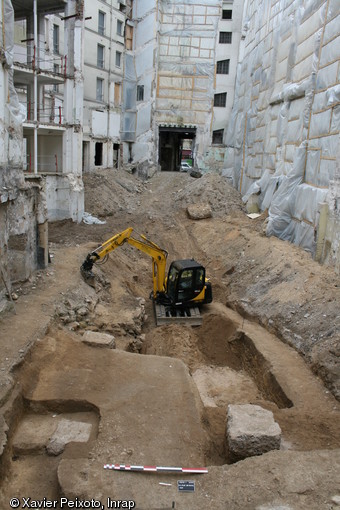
0 0 49 311
223 0 340 267
45 174 84 222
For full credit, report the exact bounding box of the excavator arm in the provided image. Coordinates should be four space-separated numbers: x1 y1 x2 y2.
81 227 168 298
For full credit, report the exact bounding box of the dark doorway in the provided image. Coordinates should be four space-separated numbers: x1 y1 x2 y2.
82 141 90 172
95 142 103 166
113 143 120 169
159 126 196 171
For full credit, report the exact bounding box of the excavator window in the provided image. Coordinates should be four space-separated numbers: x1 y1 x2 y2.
178 269 194 301
167 265 179 302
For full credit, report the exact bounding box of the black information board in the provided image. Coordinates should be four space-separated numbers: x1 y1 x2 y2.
177 480 195 492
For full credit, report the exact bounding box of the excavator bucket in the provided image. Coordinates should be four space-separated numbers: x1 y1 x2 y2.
80 267 97 289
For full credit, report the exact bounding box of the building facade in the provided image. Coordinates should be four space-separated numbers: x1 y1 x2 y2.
121 0 244 176
82 0 127 172
13 0 85 222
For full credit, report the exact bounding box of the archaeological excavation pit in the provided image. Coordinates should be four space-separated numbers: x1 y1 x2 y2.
0 250 340 510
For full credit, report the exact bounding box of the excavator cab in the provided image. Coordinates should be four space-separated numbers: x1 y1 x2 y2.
166 259 212 307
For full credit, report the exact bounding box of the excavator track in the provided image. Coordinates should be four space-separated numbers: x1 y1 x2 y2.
154 303 202 326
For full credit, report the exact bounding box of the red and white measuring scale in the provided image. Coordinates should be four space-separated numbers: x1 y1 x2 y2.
104 464 208 474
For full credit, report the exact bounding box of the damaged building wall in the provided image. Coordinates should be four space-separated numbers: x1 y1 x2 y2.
123 0 244 176
121 0 158 175
0 0 49 311
223 0 340 268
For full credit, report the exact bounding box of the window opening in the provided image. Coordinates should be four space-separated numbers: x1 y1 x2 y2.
117 19 123 36
98 11 105 36
217 59 230 74
97 44 104 68
95 142 103 166
222 9 232 19
53 24 59 54
96 78 104 101
137 85 144 101
53 64 59 92
212 129 224 144
219 31 232 43
115 51 122 67
214 92 227 107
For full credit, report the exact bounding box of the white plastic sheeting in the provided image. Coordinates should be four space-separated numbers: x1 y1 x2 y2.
123 0 221 168
223 0 340 256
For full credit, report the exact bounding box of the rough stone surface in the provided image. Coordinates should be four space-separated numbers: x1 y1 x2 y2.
46 438 65 456
82 331 115 348
187 203 212 220
46 419 92 457
12 415 58 455
227 404 281 461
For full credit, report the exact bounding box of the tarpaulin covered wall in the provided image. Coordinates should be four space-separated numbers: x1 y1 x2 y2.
156 0 220 167
223 0 340 265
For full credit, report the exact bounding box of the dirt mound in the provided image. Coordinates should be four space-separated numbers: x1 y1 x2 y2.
175 172 245 216
83 169 146 218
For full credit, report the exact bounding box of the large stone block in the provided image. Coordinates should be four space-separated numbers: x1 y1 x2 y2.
82 331 115 349
226 404 281 461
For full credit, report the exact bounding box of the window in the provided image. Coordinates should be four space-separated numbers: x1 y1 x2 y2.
53 64 59 92
214 92 227 107
97 44 104 68
53 24 59 54
219 31 232 44
216 59 230 74
119 3 126 12
115 51 122 67
117 19 123 36
98 11 105 36
212 129 224 144
137 85 144 101
96 78 104 101
222 9 232 19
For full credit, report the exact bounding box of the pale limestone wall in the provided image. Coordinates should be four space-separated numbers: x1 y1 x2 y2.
223 0 340 266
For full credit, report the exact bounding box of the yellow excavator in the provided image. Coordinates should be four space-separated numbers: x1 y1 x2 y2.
80 227 212 325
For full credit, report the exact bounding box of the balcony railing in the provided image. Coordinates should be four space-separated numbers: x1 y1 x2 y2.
13 45 67 76
24 154 60 174
24 102 64 125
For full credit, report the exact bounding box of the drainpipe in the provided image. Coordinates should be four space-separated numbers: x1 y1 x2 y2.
33 0 38 174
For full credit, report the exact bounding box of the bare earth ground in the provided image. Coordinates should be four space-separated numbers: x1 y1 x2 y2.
0 168 339 509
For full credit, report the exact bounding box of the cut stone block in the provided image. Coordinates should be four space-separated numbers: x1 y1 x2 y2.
82 331 115 348
226 404 281 461
12 415 58 455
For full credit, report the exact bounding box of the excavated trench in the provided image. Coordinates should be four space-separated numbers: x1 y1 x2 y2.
1 284 339 504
